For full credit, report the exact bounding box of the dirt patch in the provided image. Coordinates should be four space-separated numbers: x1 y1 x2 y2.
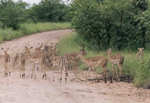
0 29 150 103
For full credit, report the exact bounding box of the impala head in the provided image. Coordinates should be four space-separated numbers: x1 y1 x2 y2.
77 43 87 56
106 48 112 55
38 43 43 48
24 46 33 54
51 43 58 51
138 48 144 51
1 47 9 54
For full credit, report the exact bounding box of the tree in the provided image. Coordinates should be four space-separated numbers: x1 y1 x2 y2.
0 0 29 29
70 0 150 50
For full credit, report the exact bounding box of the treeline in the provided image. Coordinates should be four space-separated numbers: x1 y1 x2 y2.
69 0 150 50
0 0 69 30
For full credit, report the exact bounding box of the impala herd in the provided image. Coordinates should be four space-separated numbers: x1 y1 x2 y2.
1 42 144 83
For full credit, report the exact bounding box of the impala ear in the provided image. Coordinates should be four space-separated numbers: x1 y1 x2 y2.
29 46 33 49
138 48 140 50
25 46 27 49
142 48 144 50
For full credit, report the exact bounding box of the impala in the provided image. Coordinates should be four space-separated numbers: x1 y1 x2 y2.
136 48 144 60
76 50 108 80
24 46 47 79
64 43 87 76
106 48 124 79
1 47 11 76
16 53 26 78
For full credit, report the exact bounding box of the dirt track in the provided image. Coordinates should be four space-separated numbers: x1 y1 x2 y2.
0 29 150 103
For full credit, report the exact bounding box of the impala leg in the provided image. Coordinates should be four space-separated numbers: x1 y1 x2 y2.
37 63 39 71
33 63 36 79
102 66 108 78
74 61 78 76
40 61 46 80
112 64 115 79
4 63 7 76
20 66 21 78
65 60 69 77
117 63 122 77
31 64 33 79
57 65 60 82
60 67 62 83
91 67 99 82
115 65 118 78
53 66 55 81
86 68 91 80
8 59 11 75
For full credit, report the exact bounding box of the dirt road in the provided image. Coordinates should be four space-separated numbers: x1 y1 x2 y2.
0 29 150 103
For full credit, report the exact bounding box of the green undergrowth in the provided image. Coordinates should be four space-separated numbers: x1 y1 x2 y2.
57 33 150 87
0 22 72 43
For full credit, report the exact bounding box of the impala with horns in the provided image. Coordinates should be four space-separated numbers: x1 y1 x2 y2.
64 43 87 76
136 48 144 60
76 49 108 81
1 47 11 76
106 48 124 79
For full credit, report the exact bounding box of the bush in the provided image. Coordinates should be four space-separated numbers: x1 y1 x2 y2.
57 33 150 87
71 0 150 50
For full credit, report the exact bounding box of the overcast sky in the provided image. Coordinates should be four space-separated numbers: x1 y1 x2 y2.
14 0 69 5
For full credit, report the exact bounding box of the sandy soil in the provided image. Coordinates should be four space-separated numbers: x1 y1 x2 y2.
0 29 150 103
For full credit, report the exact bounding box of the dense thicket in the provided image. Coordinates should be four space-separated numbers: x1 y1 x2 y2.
0 0 69 29
70 0 150 50
27 0 69 22
0 0 28 29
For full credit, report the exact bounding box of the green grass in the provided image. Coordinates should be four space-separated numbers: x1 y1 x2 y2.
0 22 72 42
57 33 150 87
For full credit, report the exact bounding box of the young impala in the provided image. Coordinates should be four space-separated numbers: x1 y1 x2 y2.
107 48 124 79
136 48 144 60
1 47 11 76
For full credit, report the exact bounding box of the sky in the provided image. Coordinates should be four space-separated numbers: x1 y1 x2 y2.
14 0 69 5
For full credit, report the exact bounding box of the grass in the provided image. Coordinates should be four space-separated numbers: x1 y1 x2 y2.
0 22 72 42
57 33 150 87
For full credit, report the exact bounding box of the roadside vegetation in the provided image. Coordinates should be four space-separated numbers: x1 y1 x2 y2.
0 22 71 43
0 0 150 88
57 33 150 87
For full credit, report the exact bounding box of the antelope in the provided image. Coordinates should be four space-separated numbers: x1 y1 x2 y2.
35 43 43 71
136 48 144 59
76 50 108 80
44 44 53 67
24 46 47 79
58 56 70 83
51 43 66 82
16 53 26 78
1 47 11 76
35 43 43 52
64 43 87 76
106 48 124 79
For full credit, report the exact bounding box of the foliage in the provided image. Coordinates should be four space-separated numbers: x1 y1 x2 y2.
0 0 29 29
27 0 70 22
0 22 71 42
57 33 150 87
70 0 150 50
134 59 150 87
